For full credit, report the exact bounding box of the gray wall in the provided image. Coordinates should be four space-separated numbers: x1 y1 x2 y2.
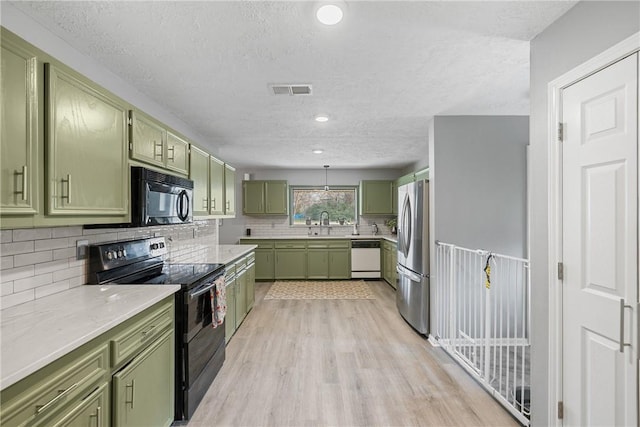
219 168 404 243
432 116 529 257
529 2 640 425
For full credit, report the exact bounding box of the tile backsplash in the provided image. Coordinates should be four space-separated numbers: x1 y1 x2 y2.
0 220 219 310
241 215 395 238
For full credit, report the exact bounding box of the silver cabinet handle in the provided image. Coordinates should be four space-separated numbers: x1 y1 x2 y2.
62 174 71 204
203 198 208 210
212 197 216 210
36 382 79 414
153 141 163 159
167 145 175 162
620 298 632 353
15 165 27 201
125 380 135 409
91 405 102 427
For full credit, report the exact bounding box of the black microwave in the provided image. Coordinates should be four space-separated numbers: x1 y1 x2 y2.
131 166 193 226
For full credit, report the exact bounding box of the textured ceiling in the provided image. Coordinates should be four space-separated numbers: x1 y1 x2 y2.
9 1 576 170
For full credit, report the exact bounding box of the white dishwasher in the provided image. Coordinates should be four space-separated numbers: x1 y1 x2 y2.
351 240 381 278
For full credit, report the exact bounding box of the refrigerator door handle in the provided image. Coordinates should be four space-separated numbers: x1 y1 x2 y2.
397 264 422 282
400 193 411 258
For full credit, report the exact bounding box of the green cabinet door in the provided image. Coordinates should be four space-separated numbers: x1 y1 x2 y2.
255 249 274 280
46 64 128 216
113 330 174 427
265 181 288 214
246 259 255 310
382 243 392 284
360 180 394 215
1 35 38 215
392 181 398 215
225 277 236 343
235 269 247 325
224 164 236 216
329 249 351 279
391 243 398 289
307 249 329 279
209 156 225 216
129 110 165 169
190 145 210 216
242 180 264 214
46 382 110 427
165 131 189 175
275 249 307 279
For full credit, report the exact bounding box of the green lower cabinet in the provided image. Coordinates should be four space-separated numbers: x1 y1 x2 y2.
274 249 307 279
235 269 247 325
46 381 110 427
329 249 351 279
246 261 255 310
112 330 174 427
307 249 329 279
225 277 236 343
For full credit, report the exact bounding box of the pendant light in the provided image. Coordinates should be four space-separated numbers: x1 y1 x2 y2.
321 165 333 201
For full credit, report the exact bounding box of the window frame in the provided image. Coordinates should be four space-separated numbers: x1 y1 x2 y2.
289 185 359 227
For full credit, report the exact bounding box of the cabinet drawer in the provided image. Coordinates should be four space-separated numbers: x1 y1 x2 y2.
246 253 255 265
327 240 350 249
307 240 330 249
110 302 173 368
1 344 109 427
234 257 247 272
275 241 306 249
239 239 274 250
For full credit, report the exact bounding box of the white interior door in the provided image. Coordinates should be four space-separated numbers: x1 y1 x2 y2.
561 52 638 426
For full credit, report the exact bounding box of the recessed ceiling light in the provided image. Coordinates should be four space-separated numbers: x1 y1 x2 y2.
316 4 343 25
312 149 324 154
315 115 329 122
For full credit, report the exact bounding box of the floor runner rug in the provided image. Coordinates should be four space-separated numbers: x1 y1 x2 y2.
264 280 375 300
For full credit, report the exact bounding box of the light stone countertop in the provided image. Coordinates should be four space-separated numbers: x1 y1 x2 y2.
0 284 180 390
239 235 398 243
168 244 258 265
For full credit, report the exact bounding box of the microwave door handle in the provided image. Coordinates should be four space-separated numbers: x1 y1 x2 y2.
177 190 189 221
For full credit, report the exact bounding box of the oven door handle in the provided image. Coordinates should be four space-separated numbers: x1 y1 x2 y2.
189 282 215 300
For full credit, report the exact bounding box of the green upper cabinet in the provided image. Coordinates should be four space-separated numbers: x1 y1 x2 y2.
242 181 264 214
129 111 190 176
392 181 398 215
165 131 190 175
360 180 394 215
209 156 225 216
129 110 165 169
190 145 210 216
242 180 288 215
46 63 128 216
1 35 38 215
224 164 236 216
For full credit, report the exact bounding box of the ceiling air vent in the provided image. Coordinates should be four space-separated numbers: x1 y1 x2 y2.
269 84 313 96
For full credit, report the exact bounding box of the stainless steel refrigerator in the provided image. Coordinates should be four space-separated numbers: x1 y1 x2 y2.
396 179 429 334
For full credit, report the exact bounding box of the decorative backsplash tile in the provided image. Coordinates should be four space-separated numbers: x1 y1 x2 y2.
0 219 219 310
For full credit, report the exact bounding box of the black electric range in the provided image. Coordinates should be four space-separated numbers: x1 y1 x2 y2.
88 237 226 422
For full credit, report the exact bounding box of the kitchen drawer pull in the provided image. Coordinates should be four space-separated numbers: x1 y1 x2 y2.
141 325 157 340
619 298 632 353
212 198 216 210
35 382 79 414
167 145 175 161
15 165 28 200
125 380 135 409
62 174 71 204
90 405 102 427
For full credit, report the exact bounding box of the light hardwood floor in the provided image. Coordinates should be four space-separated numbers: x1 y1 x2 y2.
188 281 519 427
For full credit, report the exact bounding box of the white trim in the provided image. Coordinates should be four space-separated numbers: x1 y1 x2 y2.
546 31 640 427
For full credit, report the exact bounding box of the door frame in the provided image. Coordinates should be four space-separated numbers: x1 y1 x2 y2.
547 32 640 426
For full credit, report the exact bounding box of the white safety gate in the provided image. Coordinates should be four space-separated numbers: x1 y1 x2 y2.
434 242 530 425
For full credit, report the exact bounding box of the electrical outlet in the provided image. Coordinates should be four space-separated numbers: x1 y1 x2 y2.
76 240 89 260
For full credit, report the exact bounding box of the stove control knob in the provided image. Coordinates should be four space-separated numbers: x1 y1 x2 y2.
150 243 158 250
106 251 113 260
159 242 165 248
122 249 127 257
117 250 124 258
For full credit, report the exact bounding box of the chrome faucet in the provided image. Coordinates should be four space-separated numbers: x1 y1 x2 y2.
319 211 330 235
372 222 379 235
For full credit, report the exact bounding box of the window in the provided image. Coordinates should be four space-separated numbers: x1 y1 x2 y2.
290 186 358 226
